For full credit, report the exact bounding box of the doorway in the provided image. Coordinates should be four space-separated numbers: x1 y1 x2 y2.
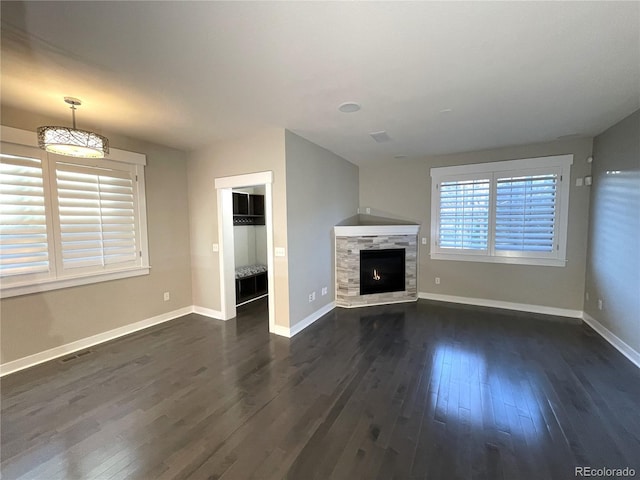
214 171 275 333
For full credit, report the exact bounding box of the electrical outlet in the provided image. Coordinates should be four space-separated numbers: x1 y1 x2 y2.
309 291 316 303
575 178 583 187
598 299 603 310
212 243 219 252
421 237 427 245
321 287 328 296
163 291 170 301
435 277 440 285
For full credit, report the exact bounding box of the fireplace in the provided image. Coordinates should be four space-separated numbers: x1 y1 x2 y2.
360 248 405 295
334 217 418 308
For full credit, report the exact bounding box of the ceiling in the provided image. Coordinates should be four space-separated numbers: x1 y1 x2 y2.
1 1 638 165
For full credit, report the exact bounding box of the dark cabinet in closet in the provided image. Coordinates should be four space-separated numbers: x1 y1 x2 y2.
232 192 265 225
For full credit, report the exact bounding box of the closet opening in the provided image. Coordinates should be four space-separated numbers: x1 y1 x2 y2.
232 186 268 307
214 171 275 333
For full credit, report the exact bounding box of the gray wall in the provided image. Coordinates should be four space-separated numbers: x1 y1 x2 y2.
360 137 593 312
285 131 359 327
0 106 193 364
584 110 640 353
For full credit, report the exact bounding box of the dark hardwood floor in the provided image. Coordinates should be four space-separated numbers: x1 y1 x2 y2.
2 298 639 480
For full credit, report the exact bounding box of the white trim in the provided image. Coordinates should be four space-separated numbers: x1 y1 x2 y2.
192 305 224 320
272 302 336 338
217 188 236 321
334 225 420 237
271 325 290 337
337 298 418 309
0 306 193 377
264 182 276 333
289 302 335 337
236 293 268 307
429 253 566 267
1 126 146 165
214 171 273 189
582 313 640 369
418 292 583 319
1 267 150 299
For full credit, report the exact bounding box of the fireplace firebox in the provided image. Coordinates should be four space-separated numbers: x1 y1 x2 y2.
360 249 406 295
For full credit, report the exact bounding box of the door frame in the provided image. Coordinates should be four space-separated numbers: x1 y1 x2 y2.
214 171 275 332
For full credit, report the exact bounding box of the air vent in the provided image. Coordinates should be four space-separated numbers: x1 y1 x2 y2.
59 350 93 363
369 131 391 143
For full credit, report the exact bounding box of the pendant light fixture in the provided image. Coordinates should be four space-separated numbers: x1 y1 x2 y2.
37 97 109 158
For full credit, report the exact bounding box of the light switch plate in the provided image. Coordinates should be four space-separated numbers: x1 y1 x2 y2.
275 247 286 257
212 243 219 252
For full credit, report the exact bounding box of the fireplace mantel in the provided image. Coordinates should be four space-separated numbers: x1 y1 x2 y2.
334 224 420 237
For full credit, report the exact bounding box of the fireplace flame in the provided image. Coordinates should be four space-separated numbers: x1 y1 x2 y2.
373 269 381 281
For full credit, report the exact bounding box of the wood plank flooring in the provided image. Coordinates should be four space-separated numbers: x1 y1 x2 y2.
2 298 639 479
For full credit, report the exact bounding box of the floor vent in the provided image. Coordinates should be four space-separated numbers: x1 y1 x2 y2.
59 350 93 363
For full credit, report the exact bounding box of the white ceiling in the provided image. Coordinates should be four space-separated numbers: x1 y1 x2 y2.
1 1 638 165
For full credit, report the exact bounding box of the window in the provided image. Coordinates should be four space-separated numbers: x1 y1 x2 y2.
1 139 149 297
430 155 572 266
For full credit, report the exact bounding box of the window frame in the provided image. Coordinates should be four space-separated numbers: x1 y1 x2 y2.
1 126 149 298
430 154 573 267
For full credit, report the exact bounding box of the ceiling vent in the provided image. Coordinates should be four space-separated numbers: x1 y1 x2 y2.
369 131 391 143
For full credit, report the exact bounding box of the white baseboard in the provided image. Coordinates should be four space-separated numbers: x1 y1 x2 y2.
418 292 583 319
271 301 336 338
192 305 224 320
582 313 640 368
270 325 290 337
0 306 193 377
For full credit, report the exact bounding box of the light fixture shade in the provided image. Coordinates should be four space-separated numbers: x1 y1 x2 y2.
37 126 109 158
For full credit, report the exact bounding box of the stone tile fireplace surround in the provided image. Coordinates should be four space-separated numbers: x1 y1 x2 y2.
335 218 419 308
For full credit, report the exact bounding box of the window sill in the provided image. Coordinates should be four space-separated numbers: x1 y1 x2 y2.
0 267 151 299
429 253 566 267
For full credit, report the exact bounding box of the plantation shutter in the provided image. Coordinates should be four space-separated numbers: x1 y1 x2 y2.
0 152 50 277
438 178 490 251
495 173 557 253
55 163 138 270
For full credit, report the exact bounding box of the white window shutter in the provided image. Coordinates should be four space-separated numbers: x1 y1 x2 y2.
495 174 557 253
439 178 490 251
0 154 50 276
55 163 138 271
